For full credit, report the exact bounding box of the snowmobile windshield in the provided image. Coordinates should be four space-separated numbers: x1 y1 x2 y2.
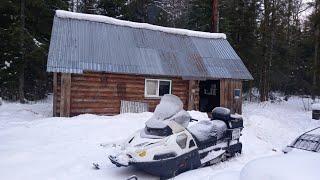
144 126 173 137
291 133 320 152
145 94 190 130
153 94 183 120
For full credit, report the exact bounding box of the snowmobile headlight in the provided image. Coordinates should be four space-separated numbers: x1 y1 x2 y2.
137 150 147 157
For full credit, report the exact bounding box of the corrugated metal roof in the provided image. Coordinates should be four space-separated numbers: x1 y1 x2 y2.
47 13 253 80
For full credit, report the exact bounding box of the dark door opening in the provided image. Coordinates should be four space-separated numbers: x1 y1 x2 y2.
199 80 220 112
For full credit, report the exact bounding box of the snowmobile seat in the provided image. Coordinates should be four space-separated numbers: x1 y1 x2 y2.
187 120 227 149
211 107 243 129
212 107 231 121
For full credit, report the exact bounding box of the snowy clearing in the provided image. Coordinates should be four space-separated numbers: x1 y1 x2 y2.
0 96 319 180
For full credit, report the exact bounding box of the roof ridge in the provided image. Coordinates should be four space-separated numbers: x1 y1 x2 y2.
55 10 226 39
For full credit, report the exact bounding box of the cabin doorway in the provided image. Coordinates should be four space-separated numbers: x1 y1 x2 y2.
199 80 220 112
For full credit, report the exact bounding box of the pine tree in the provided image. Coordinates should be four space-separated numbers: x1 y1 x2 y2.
0 0 68 101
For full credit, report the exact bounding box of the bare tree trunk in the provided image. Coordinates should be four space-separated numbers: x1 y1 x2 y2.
312 0 319 100
259 0 271 102
312 28 319 100
249 80 253 101
211 0 219 33
19 0 26 103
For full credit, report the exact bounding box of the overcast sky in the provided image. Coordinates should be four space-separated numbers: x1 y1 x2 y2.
301 0 314 20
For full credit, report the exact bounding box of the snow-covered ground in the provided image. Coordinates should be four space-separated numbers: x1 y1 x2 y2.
0 96 319 180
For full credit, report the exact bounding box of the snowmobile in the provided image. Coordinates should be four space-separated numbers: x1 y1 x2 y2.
109 94 243 179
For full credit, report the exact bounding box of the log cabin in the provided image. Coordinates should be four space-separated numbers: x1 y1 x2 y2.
47 10 253 117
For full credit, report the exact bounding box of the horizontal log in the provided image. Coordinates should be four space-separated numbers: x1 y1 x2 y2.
71 104 120 109
71 108 120 114
71 98 120 103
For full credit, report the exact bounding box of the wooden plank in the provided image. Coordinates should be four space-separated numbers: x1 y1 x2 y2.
53 73 57 117
60 73 71 117
120 100 148 113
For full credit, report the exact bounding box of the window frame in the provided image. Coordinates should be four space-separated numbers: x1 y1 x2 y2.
144 79 172 98
234 88 241 99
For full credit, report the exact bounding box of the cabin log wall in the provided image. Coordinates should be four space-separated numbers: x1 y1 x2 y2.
53 73 244 117
54 72 190 116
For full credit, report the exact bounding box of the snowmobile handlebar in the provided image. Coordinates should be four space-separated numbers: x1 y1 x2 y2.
190 118 199 122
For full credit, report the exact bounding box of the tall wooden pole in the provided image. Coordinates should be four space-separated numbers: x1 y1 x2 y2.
211 0 219 33
312 0 319 100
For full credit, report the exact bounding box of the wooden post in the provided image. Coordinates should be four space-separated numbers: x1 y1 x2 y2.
60 73 71 117
211 0 219 33
53 73 57 117
188 80 196 110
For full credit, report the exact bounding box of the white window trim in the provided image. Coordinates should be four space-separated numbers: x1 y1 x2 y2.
144 79 172 98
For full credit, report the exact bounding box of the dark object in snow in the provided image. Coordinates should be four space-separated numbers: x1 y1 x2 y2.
284 95 290 101
108 95 244 179
283 127 320 153
92 163 100 170
313 110 320 120
312 104 320 120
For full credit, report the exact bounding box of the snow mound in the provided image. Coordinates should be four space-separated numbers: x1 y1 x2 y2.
55 10 227 39
312 103 320 110
240 152 320 180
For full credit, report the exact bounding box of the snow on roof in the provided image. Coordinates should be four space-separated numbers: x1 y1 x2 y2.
55 10 227 39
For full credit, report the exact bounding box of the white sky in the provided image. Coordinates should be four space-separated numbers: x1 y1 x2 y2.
301 0 314 20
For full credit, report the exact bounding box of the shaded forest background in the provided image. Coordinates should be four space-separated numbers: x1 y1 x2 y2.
0 0 319 102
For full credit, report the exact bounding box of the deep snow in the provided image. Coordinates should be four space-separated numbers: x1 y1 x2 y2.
0 96 319 180
240 152 320 180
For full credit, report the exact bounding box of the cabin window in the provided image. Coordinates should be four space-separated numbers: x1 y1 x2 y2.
234 89 241 99
145 79 172 97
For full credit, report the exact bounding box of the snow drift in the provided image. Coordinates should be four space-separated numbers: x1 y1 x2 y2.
1 96 320 180
240 152 320 180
